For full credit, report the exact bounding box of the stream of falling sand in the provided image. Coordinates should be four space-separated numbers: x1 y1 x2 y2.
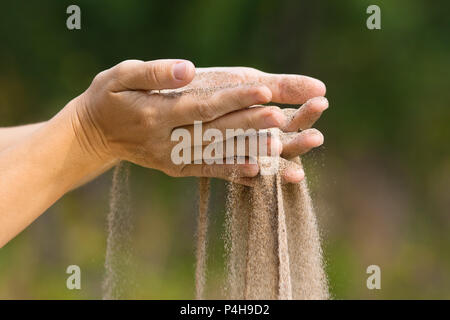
196 155 329 300
103 142 328 299
103 162 133 300
195 177 210 299
227 157 328 299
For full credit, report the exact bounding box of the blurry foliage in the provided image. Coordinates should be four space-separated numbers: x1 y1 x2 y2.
0 0 449 299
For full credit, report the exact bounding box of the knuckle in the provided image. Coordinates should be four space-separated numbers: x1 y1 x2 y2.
120 59 141 68
178 164 192 177
241 67 259 79
253 86 271 104
136 106 156 127
172 170 183 178
246 67 258 73
267 105 281 112
201 165 210 177
166 171 177 178
196 100 216 121
233 92 246 107
114 59 142 78
136 113 152 131
92 70 109 87
202 164 217 177
166 166 182 178
243 112 256 129
146 63 164 87
114 60 131 75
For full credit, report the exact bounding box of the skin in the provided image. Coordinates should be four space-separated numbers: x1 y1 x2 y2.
0 59 327 247
174 67 328 183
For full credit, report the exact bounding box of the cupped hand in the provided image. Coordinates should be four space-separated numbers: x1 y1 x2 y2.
165 66 329 184
71 60 327 184
71 59 285 181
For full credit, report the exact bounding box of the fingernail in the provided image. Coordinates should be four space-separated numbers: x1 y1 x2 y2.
173 62 187 80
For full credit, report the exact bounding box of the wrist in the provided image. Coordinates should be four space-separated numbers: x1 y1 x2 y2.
40 97 116 189
65 94 116 165
38 103 114 191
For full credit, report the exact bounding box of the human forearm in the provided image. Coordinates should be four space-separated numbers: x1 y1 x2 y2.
0 121 117 190
0 99 111 247
0 122 47 151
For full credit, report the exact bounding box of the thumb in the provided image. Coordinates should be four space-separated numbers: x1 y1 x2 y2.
110 59 195 91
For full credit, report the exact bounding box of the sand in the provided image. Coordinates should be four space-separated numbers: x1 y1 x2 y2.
282 158 329 299
103 143 328 300
197 146 329 300
102 162 134 300
223 156 329 299
195 177 210 299
103 139 328 300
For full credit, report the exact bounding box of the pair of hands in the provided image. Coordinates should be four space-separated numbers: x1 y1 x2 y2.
71 59 328 185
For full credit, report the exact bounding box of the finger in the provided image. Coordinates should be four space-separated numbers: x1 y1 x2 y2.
261 73 326 105
109 59 195 91
231 177 256 187
281 162 305 183
194 67 326 105
226 165 305 186
180 106 285 146
162 84 272 126
176 133 282 163
281 129 324 159
180 162 259 181
282 97 329 132
234 157 305 185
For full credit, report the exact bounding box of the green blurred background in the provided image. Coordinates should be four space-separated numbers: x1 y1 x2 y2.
1 0 449 299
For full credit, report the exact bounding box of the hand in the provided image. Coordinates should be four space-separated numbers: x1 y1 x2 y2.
70 59 284 181
164 67 329 184
70 60 327 184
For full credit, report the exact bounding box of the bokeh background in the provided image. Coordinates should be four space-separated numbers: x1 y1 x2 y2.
1 0 449 299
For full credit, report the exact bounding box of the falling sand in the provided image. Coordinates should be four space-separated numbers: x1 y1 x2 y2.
102 162 134 300
102 137 328 300
196 145 329 300
195 177 210 300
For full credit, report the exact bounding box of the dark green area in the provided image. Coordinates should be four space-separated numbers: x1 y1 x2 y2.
0 0 449 299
